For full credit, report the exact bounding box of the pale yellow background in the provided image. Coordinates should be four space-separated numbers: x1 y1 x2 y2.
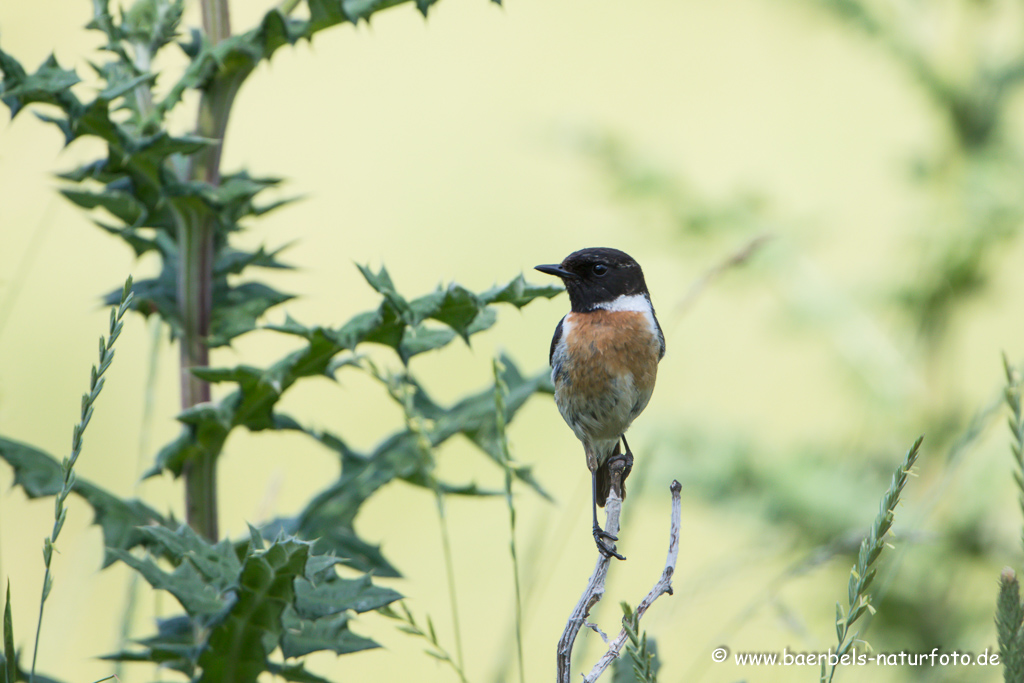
1 0 1022 682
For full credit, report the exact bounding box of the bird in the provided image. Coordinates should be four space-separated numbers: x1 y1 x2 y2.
535 247 665 559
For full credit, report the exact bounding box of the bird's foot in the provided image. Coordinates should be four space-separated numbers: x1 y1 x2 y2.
593 524 625 561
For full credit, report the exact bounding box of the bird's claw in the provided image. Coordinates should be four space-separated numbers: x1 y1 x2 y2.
593 526 625 560
596 538 626 561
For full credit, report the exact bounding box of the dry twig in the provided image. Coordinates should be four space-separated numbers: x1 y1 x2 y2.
670 232 773 324
556 463 683 683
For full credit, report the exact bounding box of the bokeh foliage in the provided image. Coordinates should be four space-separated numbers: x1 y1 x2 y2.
0 0 565 680
5 0 1024 680
564 0 1024 677
0 267 558 680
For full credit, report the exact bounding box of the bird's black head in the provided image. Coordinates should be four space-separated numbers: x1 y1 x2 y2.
535 247 650 312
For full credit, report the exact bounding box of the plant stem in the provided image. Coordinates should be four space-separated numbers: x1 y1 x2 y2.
202 0 232 43
494 358 526 683
434 490 466 676
179 0 237 541
178 206 217 541
30 576 46 683
114 317 164 681
30 278 134 683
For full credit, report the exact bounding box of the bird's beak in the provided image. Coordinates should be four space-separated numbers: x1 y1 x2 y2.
535 263 577 280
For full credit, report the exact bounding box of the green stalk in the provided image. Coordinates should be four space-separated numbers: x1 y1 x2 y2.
30 278 134 683
433 491 466 677
493 359 526 683
822 436 923 683
114 317 164 682
201 0 231 42
389 368 467 679
179 0 246 541
178 204 217 541
1003 354 1024 553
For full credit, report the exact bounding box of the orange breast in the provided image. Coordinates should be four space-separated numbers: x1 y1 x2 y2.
554 310 661 444
564 310 659 388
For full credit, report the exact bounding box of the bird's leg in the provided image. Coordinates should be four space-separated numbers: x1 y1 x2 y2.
592 470 625 561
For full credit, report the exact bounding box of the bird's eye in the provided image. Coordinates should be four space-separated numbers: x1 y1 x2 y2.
592 264 608 277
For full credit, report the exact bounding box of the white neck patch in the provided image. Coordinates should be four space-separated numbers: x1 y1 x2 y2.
594 293 660 339
595 293 652 314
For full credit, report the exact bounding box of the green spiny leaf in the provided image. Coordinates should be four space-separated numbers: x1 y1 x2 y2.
61 188 146 227
279 608 378 659
258 516 400 578
418 283 481 340
247 523 266 552
0 51 80 117
480 272 563 307
0 437 169 566
108 548 228 618
209 281 294 346
138 525 242 585
197 539 309 682
265 661 333 683
293 570 401 619
215 244 294 277
99 614 197 672
151 272 555 477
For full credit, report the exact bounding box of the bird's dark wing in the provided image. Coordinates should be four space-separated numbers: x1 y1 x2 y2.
650 301 666 360
655 315 666 360
549 315 566 368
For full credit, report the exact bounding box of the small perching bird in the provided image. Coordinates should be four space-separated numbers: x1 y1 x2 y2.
535 248 665 559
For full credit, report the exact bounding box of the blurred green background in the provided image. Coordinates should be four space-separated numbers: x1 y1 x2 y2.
3 0 1024 681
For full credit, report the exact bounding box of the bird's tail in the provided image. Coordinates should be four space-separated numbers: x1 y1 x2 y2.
595 441 624 508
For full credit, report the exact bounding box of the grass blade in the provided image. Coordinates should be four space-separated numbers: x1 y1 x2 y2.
29 276 133 683
4 582 14 683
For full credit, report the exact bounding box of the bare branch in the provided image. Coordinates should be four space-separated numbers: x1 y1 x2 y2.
556 472 683 682
583 480 682 682
585 622 610 644
670 232 773 324
556 462 626 683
